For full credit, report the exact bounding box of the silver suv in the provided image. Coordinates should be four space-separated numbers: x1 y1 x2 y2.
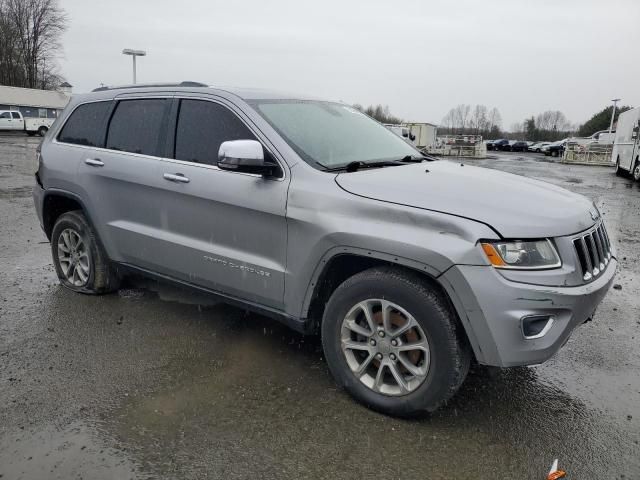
33 82 616 415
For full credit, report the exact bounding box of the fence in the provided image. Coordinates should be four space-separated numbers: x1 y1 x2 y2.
426 135 486 158
562 141 613 166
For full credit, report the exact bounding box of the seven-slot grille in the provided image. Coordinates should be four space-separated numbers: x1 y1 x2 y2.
573 221 612 282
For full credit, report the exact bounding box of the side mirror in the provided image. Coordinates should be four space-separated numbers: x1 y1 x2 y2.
218 140 279 177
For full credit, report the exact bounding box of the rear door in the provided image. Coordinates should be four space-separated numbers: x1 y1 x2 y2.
11 112 24 130
149 97 289 309
76 95 173 270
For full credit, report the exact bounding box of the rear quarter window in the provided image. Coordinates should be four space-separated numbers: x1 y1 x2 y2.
58 101 112 147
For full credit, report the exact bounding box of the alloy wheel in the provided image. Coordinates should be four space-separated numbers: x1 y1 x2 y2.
340 299 430 396
57 228 90 287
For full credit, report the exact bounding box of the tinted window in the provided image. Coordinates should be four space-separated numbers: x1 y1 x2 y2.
174 100 257 165
11 112 20 119
0 112 10 119
58 101 111 147
107 99 167 156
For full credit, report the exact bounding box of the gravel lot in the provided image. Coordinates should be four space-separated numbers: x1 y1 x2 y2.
0 133 638 479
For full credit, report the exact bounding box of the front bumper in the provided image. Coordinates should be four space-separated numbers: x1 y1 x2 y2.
440 259 617 367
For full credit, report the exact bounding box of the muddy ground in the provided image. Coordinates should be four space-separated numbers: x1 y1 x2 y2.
0 133 638 479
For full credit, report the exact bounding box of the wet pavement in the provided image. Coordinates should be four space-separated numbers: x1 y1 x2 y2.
0 134 638 479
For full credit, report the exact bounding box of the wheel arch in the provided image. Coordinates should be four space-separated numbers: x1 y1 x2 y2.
42 190 94 241
302 248 455 333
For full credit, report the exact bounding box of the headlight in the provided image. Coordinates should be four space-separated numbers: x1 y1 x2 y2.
481 239 561 269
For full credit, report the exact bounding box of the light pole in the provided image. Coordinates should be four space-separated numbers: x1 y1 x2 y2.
122 49 146 84
608 98 621 133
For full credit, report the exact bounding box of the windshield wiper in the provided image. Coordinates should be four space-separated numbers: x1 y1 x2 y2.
326 160 403 172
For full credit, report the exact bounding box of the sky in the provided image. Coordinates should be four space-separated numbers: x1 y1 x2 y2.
58 0 640 129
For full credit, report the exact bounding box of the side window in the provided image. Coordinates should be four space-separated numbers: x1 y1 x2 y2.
58 101 111 147
11 112 20 119
106 99 167 156
174 99 257 165
0 112 10 119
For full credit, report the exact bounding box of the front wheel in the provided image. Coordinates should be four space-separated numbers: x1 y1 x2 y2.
321 267 471 416
51 210 119 294
633 159 640 181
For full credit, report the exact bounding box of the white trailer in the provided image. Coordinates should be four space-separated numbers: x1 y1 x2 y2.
405 123 437 149
611 107 640 180
0 110 55 136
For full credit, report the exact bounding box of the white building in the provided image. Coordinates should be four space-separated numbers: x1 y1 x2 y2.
0 83 72 120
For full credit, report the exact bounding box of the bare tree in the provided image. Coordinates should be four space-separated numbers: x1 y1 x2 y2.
0 0 67 89
487 107 502 131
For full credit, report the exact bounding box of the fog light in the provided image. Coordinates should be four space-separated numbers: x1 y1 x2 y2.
521 315 554 339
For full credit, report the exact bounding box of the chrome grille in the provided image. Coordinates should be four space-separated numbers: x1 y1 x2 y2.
573 222 612 281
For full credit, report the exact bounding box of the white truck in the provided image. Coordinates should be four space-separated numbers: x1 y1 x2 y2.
0 110 54 136
612 107 640 180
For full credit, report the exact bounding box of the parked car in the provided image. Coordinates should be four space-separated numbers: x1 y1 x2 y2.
0 110 54 136
33 82 617 416
529 142 551 153
485 139 496 151
493 139 510 151
544 140 568 157
510 141 529 152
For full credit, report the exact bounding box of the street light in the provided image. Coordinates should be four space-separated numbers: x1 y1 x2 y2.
122 48 146 84
608 98 621 133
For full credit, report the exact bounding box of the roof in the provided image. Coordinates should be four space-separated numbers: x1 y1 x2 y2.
0 85 71 109
88 81 324 102
59 82 73 88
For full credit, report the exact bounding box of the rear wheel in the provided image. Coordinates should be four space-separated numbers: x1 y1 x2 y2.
51 210 119 294
321 267 470 416
615 156 627 177
37 126 48 137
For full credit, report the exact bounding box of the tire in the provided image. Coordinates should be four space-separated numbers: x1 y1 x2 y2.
37 126 48 137
615 156 627 177
321 266 471 416
51 210 119 294
552 150 559 157
633 159 640 182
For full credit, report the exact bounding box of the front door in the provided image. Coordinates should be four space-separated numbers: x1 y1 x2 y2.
0 111 16 130
150 98 289 309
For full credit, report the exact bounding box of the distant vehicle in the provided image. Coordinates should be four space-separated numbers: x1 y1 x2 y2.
405 123 437 150
493 139 510 151
544 140 568 157
0 110 54 136
611 107 640 180
529 142 551 153
486 140 496 150
510 141 529 152
385 124 411 140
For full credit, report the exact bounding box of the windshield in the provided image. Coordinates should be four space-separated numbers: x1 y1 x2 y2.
249 100 420 169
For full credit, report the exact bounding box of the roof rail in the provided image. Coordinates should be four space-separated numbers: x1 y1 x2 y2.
92 81 208 92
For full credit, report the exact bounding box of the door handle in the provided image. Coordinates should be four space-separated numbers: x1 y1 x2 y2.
163 173 190 183
85 158 104 167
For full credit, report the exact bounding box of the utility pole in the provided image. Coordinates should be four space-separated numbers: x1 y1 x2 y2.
122 49 147 84
609 98 621 133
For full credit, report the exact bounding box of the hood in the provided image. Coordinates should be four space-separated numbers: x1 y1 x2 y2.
335 161 596 238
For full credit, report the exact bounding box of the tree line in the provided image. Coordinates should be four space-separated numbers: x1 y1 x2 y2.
439 104 502 138
0 0 68 89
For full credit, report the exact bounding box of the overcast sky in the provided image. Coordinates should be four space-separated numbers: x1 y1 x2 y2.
59 0 640 129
